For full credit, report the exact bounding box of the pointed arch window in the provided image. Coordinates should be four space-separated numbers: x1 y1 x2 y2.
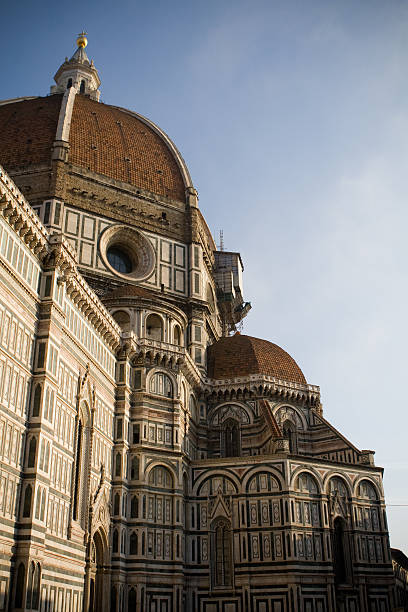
73 419 83 520
333 516 351 584
112 529 118 553
131 456 139 480
32 384 42 417
26 562 34 609
210 517 233 588
115 452 122 477
80 80 86 94
23 484 32 517
283 420 298 453
113 493 120 516
222 418 240 457
27 437 37 468
128 588 137 608
15 563 25 608
130 532 138 555
130 495 138 518
67 78 72 89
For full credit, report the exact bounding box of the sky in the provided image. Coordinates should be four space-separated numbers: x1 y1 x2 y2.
2 0 408 549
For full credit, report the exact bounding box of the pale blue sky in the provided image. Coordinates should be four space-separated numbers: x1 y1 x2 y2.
2 0 408 549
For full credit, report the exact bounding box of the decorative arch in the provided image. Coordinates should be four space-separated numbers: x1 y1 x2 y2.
290 466 323 493
326 474 352 498
208 402 252 426
146 464 175 489
242 466 284 493
147 368 176 398
354 477 380 501
195 471 240 496
273 404 307 431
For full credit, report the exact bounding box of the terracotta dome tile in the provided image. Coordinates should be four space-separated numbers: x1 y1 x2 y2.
207 334 306 384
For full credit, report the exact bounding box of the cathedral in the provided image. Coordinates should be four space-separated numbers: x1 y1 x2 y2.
0 33 398 612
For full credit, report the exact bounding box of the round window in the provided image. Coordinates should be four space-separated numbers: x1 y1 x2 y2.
99 225 156 281
107 246 134 274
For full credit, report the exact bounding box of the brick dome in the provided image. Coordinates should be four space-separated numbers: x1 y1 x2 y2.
0 94 188 202
207 334 306 384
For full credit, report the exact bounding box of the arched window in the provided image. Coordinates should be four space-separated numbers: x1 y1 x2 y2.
67 78 73 89
32 384 42 417
73 419 83 521
131 456 139 480
112 310 131 332
145 314 163 341
40 489 46 522
283 420 297 453
131 496 138 518
35 487 41 519
128 588 137 608
110 585 117 612
23 484 32 517
112 529 118 553
115 453 122 477
211 518 232 588
130 532 138 555
28 437 37 468
80 80 86 94
149 372 173 397
142 532 145 555
142 495 146 518
32 563 41 610
44 442 50 472
26 561 35 608
333 516 350 584
173 324 182 346
15 563 25 608
114 493 120 516
222 418 240 457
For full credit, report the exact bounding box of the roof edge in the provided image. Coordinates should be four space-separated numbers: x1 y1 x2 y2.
111 105 194 196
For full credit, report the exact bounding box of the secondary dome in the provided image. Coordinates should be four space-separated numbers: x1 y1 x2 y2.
0 94 188 202
207 334 306 384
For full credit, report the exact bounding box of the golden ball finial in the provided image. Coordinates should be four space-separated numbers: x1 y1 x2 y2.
76 31 88 48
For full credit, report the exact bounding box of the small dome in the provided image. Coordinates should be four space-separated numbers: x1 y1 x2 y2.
207 334 306 384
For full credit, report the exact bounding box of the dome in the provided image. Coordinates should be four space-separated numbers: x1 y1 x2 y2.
207 333 306 384
0 94 189 202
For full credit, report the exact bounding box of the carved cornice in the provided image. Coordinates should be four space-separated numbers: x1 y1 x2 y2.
0 166 121 350
0 165 48 260
202 374 320 405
